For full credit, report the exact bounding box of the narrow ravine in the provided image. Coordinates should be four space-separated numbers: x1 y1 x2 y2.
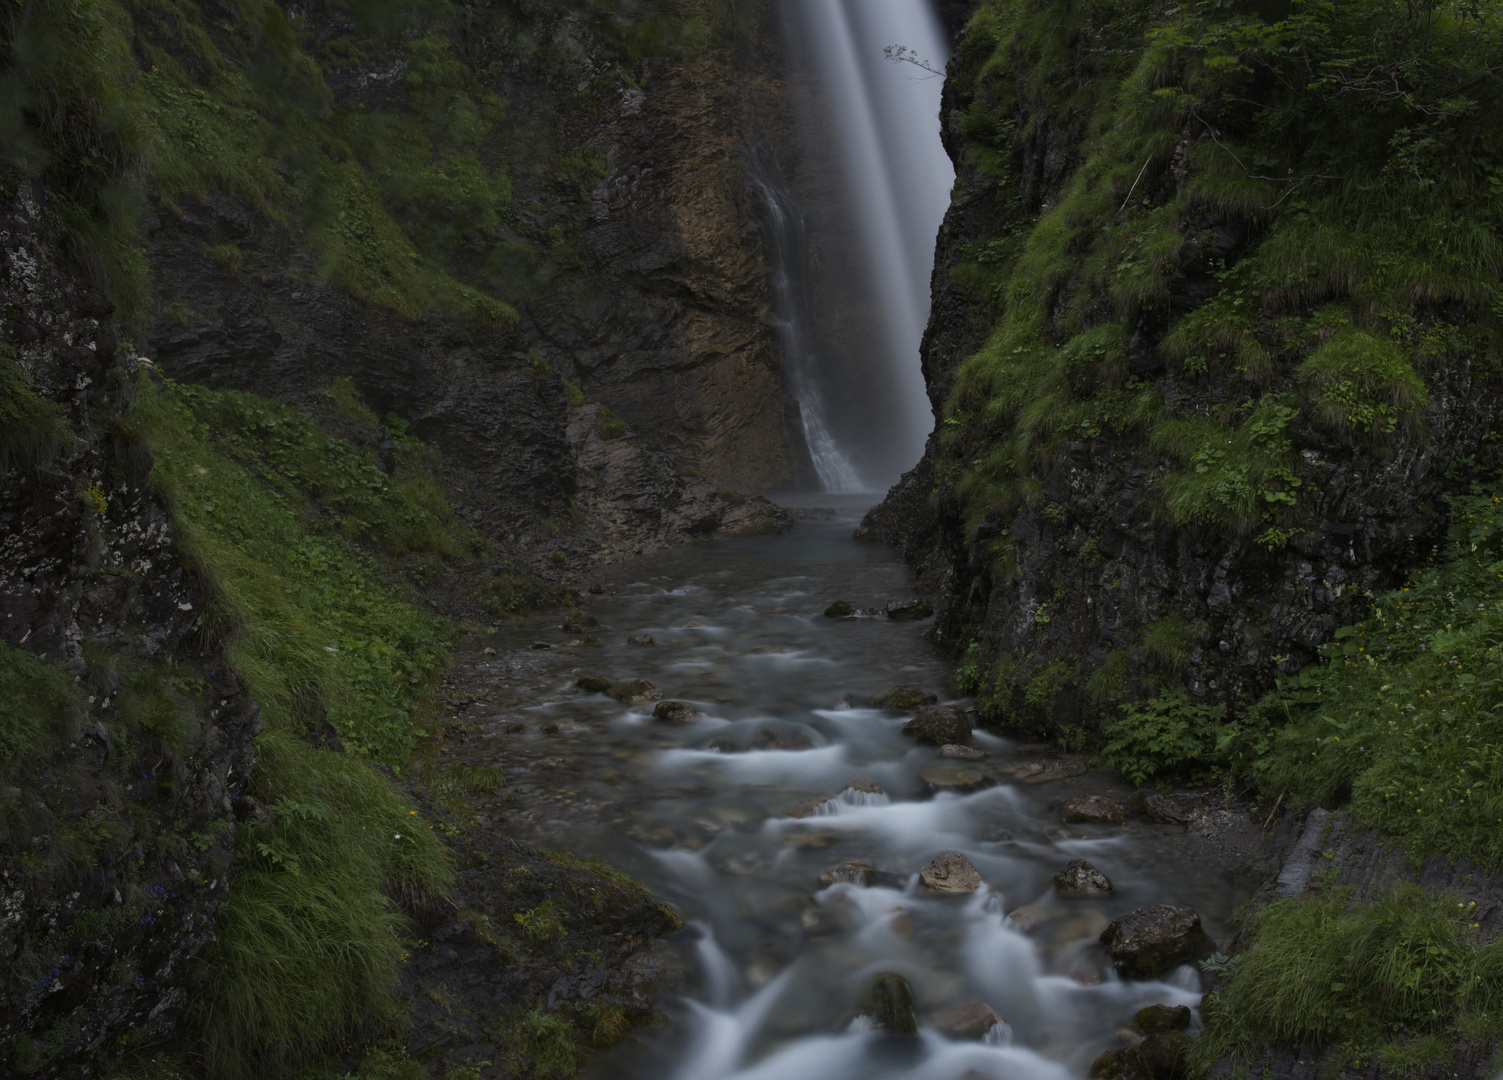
437 505 1270 1079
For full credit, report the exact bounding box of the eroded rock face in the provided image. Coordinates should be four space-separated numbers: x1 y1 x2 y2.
0 178 259 1070
1099 905 1208 979
902 705 972 745
919 852 982 893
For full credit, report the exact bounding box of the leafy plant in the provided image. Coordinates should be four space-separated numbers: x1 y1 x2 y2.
1103 688 1222 786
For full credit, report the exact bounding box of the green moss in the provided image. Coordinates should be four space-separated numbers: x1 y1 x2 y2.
0 346 70 474
1299 328 1428 438
0 641 82 776
1192 883 1503 1073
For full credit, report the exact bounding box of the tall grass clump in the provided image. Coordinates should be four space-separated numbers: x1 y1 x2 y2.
1192 883 1503 1072
131 375 457 1077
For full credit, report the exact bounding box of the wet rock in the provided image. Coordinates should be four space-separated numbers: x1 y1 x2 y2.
939 743 985 760
919 764 992 792
902 705 971 745
582 635 602 646
576 674 613 693
872 684 938 710
788 795 835 819
1016 756 1088 784
605 678 663 704
786 730 815 750
886 598 934 621
707 737 739 753
1053 859 1116 898
919 851 981 893
1132 1004 1192 1034
858 972 918 1034
541 722 560 734
561 610 600 633
781 829 841 849
820 860 878 887
1139 1030 1191 1079
752 729 784 750
843 777 885 795
531 641 552 649
1090 1047 1154 1079
627 633 655 646
481 646 497 656
503 721 525 734
1063 795 1126 824
824 600 855 618
653 700 700 724
931 1001 1006 1041
1099 905 1208 979
682 619 705 628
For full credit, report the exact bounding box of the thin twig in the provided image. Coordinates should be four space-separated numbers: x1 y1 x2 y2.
1262 790 1286 831
1117 157 1153 215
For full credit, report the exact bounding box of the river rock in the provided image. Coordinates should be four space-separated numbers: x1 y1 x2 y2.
561 610 600 632
481 646 496 656
683 619 706 628
1132 1004 1191 1034
576 674 613 693
902 705 971 745
1090 1047 1154 1080
939 743 986 760
1099 905 1208 979
627 633 655 646
858 972 918 1034
872 684 938 710
820 859 878 887
605 678 663 704
919 851 981 893
1016 755 1088 784
653 700 700 724
886 598 934 620
824 599 855 618
788 795 835 819
1053 858 1116 898
1063 795 1126 824
919 764 991 792
752 729 784 750
582 635 602 646
931 1001 1006 1041
1139 1030 1191 1079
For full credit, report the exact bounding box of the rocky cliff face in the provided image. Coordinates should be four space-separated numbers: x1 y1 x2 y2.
861 0 1503 737
146 0 811 567
0 174 261 1073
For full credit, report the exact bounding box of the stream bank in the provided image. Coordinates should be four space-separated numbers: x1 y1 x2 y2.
399 506 1274 1079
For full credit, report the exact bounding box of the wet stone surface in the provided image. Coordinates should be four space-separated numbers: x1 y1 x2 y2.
421 511 1271 1079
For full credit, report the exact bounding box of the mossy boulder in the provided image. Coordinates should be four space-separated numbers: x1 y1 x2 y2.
576 674 613 693
823 599 855 618
901 704 971 745
872 684 938 710
652 700 699 724
858 972 918 1034
605 679 662 704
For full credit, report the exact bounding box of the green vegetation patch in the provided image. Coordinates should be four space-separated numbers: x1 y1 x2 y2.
1193 883 1503 1073
0 344 70 474
132 375 455 763
1222 490 1503 867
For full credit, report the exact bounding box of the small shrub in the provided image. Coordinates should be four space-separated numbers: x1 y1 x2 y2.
1103 688 1221 786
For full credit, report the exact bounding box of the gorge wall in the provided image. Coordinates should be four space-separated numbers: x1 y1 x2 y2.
863 0 1503 739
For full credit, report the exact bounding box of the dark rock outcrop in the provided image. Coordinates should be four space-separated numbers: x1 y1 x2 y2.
1099 905 1208 979
902 704 972 744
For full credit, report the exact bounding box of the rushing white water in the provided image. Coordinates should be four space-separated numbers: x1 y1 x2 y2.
780 0 954 486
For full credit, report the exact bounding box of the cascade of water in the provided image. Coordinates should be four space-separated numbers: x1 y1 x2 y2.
779 0 954 487
751 160 867 493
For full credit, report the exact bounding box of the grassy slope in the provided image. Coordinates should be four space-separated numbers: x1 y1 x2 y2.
943 0 1503 1072
943 0 1503 729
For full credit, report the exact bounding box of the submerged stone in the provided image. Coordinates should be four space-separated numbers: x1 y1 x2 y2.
886 598 934 620
939 743 986 760
902 704 971 745
1063 795 1126 824
653 700 700 724
575 674 613 693
1053 858 1116 898
605 678 663 704
871 684 938 710
931 1000 1006 1041
627 633 655 646
787 795 835 819
919 764 991 792
1132 1004 1192 1034
858 972 918 1034
919 851 981 893
820 859 878 887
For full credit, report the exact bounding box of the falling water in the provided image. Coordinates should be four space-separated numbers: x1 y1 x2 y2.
777 0 954 487
752 158 867 493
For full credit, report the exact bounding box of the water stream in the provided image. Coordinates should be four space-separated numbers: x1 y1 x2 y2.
462 506 1254 1079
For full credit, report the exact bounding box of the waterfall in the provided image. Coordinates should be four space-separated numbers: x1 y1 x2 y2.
751 158 867 493
775 0 954 489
